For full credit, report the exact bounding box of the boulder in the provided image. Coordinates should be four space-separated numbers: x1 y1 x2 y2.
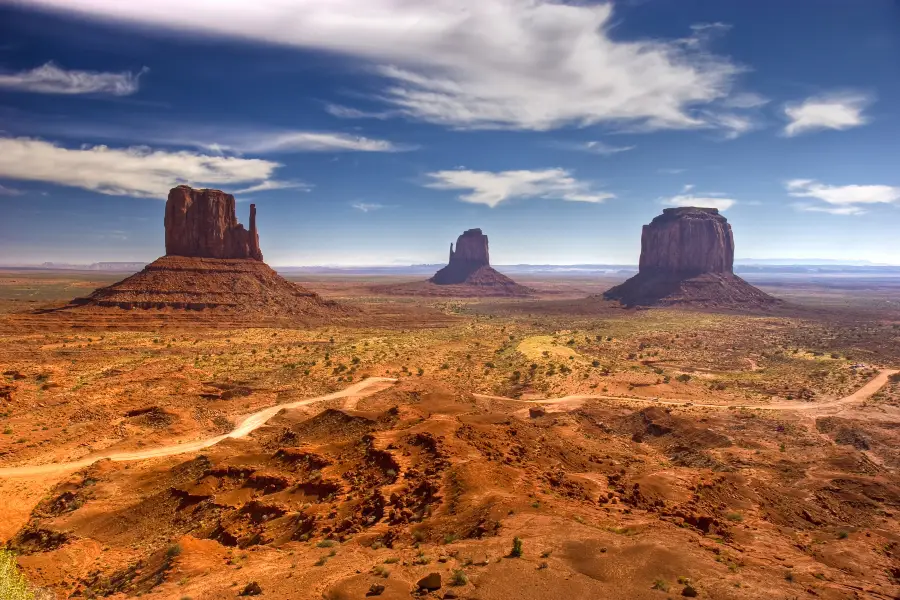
239 581 262 596
164 185 262 260
416 572 442 591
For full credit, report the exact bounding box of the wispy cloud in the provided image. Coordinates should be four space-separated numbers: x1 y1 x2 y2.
786 179 900 215
10 117 411 156
783 93 872 137
0 183 22 196
0 61 146 96
217 131 411 154
325 104 398 120
791 203 866 216
351 202 385 212
660 185 737 211
0 137 282 199
23 0 756 134
658 168 686 175
721 91 769 109
425 168 613 208
552 140 636 156
234 180 310 194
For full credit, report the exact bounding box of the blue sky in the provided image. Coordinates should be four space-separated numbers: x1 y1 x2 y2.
1 0 899 266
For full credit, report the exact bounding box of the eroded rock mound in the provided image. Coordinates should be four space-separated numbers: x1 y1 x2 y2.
165 185 262 261
604 207 778 308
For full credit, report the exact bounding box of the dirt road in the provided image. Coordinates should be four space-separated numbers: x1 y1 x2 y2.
476 368 898 413
0 377 397 479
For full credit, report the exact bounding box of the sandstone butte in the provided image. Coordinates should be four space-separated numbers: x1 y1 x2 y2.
604 207 778 307
66 185 347 321
165 185 263 261
428 228 530 294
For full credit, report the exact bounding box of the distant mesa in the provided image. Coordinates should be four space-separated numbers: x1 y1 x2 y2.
603 207 779 308
375 228 531 297
67 185 347 322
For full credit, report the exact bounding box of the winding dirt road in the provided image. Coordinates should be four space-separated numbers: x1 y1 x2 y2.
0 377 397 479
475 368 898 414
1 369 895 480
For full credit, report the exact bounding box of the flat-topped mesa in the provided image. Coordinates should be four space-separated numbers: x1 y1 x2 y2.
639 207 734 275
164 185 263 261
604 206 778 308
431 228 491 284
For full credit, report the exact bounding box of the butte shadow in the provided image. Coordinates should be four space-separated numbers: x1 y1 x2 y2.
62 185 350 323
375 228 532 298
603 207 780 308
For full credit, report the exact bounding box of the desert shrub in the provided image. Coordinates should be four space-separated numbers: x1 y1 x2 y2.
450 570 468 586
510 537 523 558
1 549 37 600
676 374 691 383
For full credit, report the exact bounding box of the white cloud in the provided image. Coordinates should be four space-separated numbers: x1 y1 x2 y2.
351 202 384 212
701 111 757 139
193 131 409 154
234 180 310 194
425 168 613 208
554 140 636 156
786 179 900 214
0 61 146 96
23 0 751 133
22 119 409 155
0 137 282 199
721 92 769 109
661 191 736 211
325 104 397 120
791 203 866 216
682 184 695 193
783 93 872 136
222 131 408 153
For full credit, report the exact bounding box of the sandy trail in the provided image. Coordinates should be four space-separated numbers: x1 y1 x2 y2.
476 368 898 413
0 377 397 479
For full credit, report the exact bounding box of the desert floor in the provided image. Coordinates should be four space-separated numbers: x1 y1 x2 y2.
1 271 899 600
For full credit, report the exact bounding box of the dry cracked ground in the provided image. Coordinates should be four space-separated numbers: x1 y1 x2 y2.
1 272 900 600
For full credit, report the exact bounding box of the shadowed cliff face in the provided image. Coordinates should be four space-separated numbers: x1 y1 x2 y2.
639 207 734 275
164 185 263 261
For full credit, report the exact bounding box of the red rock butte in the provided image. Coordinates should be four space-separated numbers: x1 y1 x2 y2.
428 229 531 295
604 207 778 308
165 185 263 261
65 185 348 322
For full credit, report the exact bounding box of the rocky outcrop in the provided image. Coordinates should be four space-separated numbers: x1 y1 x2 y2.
604 207 778 308
431 229 491 284
164 185 262 261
